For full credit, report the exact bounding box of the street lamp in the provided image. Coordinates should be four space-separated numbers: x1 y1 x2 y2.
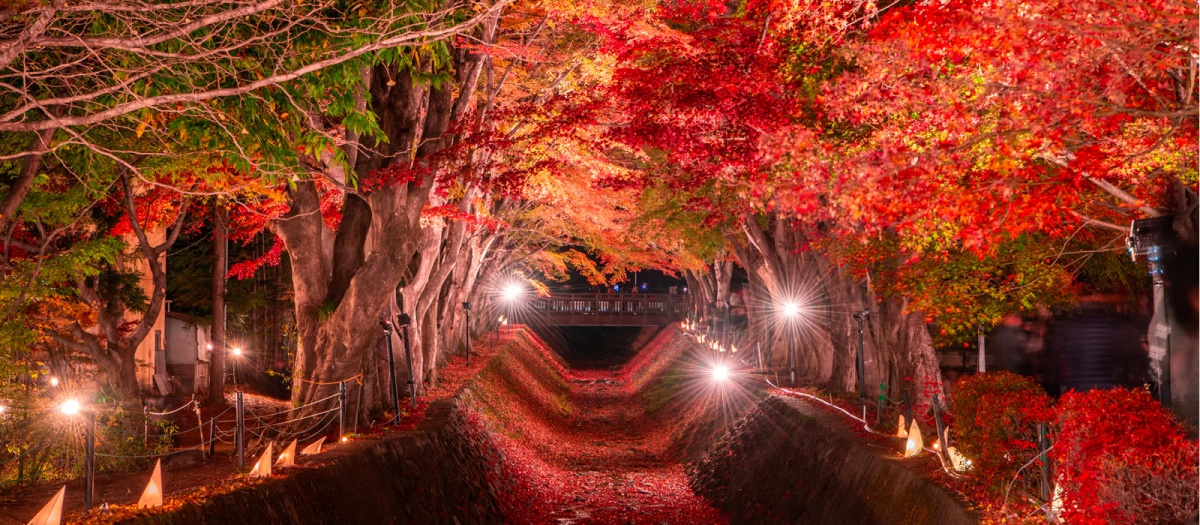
853 308 870 422
462 302 473 366
381 320 402 425
782 302 800 387
229 346 244 387
60 398 95 512
397 312 417 407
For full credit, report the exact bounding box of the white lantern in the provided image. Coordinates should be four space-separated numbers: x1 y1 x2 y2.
275 439 297 468
904 420 923 458
248 442 273 478
137 459 163 508
27 486 65 525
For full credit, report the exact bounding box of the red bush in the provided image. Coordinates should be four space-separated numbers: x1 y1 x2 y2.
950 371 1054 492
1053 388 1199 524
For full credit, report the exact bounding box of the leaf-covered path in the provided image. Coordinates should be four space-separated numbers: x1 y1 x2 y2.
529 377 726 525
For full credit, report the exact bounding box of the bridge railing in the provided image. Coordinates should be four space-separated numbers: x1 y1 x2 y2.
527 293 689 326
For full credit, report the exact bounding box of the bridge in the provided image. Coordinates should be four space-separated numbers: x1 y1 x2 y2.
527 293 689 326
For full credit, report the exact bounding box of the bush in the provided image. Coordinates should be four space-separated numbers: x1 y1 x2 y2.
1053 388 1199 524
950 371 1054 492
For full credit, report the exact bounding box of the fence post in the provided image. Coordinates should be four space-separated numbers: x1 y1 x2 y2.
1039 422 1051 503
143 406 149 447
209 418 216 457
932 395 950 464
338 380 347 441
235 391 244 470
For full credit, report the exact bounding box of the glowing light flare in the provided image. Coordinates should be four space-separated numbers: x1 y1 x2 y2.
59 399 81 416
782 302 800 318
711 365 730 382
231 347 243 357
502 283 522 301
341 436 349 443
49 376 59 387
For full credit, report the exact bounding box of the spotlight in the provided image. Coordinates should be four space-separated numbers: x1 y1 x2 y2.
503 284 521 301
232 347 243 356
783 302 800 317
60 399 81 416
712 365 730 382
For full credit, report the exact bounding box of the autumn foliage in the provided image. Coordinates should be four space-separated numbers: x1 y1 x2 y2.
1053 388 1199 524
951 372 1054 496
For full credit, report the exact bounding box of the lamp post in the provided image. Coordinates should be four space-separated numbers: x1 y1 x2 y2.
229 346 244 388
503 283 521 331
853 308 870 422
462 302 473 366
61 399 95 512
381 320 402 425
397 312 417 407
783 302 800 387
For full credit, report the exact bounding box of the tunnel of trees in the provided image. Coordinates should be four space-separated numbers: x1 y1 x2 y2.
0 0 1195 507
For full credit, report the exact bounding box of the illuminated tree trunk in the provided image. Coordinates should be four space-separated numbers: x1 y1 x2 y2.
728 212 943 409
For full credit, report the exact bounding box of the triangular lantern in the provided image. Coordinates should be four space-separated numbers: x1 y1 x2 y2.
248 442 273 478
26 486 64 525
947 446 972 472
137 459 163 508
301 437 325 456
896 414 908 438
903 420 923 457
275 439 297 468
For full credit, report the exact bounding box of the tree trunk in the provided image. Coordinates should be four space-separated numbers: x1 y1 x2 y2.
208 203 228 404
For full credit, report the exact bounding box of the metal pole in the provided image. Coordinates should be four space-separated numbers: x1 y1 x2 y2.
209 418 216 457
382 321 401 425
977 325 987 373
84 411 95 512
1038 423 1051 503
788 327 797 387
932 395 950 464
338 380 347 440
856 314 867 422
235 391 245 470
464 303 473 366
399 314 417 407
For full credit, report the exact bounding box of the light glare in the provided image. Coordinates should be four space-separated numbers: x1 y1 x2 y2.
712 365 730 382
232 347 243 356
60 399 81 416
503 284 521 301
783 302 800 317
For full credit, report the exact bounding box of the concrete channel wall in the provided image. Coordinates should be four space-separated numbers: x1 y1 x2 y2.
687 395 977 525
120 328 974 524
121 399 506 525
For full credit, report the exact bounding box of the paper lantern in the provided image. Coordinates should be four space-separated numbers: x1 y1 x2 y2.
137 459 163 508
275 439 297 468
248 442 273 478
27 486 64 525
947 446 973 472
301 437 326 456
895 414 908 438
903 420 923 458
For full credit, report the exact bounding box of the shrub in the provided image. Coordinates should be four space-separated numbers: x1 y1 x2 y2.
950 371 1054 492
1053 388 1199 524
